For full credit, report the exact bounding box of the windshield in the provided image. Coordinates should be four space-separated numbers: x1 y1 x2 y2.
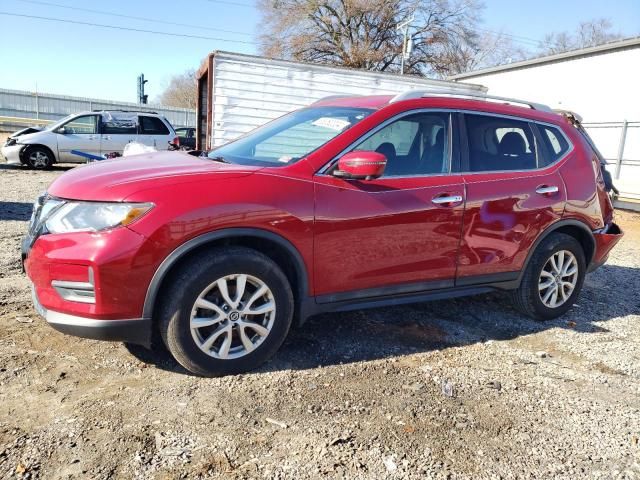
45 114 76 131
208 106 373 166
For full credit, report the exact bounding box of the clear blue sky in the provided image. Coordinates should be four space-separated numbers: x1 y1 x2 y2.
0 0 638 103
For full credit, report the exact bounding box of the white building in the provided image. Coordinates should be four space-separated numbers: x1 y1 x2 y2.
450 37 640 208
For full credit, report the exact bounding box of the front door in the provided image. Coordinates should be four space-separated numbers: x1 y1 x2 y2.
313 111 465 301
56 114 101 162
456 112 567 284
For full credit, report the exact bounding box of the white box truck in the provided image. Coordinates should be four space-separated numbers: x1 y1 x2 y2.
196 51 486 150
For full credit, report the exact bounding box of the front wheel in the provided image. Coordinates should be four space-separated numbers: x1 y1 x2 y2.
510 233 586 321
159 247 294 376
24 146 54 169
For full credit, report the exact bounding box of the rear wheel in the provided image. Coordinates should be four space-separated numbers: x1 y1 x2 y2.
159 247 294 376
24 146 54 169
510 233 586 321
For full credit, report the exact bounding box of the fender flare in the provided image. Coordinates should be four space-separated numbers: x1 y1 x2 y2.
515 219 595 285
142 228 310 320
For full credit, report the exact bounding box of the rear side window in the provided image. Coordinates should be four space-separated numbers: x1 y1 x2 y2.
140 116 170 135
464 114 538 172
539 125 570 165
102 121 136 135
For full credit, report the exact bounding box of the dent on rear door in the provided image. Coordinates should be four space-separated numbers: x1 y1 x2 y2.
457 170 567 279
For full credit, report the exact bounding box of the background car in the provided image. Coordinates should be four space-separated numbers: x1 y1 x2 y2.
1 110 178 169
174 127 196 150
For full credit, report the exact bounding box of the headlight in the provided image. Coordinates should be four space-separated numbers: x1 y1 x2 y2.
45 201 153 234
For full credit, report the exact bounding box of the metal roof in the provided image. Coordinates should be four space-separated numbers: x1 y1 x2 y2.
449 36 640 80
202 50 487 93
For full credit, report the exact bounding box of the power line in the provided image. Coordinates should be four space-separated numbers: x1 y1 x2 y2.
0 11 258 44
201 0 257 7
14 0 255 37
473 26 547 47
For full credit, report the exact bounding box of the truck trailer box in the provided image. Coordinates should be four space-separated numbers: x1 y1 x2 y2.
196 51 486 150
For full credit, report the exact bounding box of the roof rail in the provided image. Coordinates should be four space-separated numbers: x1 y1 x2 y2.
91 109 159 114
313 94 362 104
389 89 553 112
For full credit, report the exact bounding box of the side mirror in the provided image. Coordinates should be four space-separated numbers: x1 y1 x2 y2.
334 151 386 180
57 127 67 135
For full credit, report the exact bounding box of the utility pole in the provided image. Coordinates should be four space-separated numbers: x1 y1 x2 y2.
137 74 148 104
397 15 414 75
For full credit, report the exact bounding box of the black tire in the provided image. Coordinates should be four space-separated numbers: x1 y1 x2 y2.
510 233 586 321
159 247 294 376
24 145 54 169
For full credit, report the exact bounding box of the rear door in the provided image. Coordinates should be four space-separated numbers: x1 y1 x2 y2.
138 116 172 150
313 110 466 300
56 114 101 162
456 112 567 285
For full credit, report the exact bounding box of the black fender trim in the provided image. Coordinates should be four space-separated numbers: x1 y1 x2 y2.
513 219 596 287
142 228 310 321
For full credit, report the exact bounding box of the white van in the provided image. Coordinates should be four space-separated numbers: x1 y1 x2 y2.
1 110 177 169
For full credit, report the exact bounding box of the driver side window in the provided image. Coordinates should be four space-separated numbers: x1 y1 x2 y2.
63 115 98 135
352 112 450 177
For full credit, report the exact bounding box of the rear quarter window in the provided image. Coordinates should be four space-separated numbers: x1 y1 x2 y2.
539 125 570 165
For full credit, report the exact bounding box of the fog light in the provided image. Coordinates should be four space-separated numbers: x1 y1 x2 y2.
51 267 95 304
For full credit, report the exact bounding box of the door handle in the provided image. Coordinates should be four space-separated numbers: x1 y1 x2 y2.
535 185 559 195
103 135 112 140
432 194 463 206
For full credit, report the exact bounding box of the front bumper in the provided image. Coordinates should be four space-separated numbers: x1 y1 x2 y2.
1 144 23 164
32 286 151 346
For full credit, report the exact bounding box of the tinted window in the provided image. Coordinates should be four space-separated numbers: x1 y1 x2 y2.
63 115 98 135
140 116 170 135
176 128 193 137
353 112 450 177
464 114 538 171
539 125 570 165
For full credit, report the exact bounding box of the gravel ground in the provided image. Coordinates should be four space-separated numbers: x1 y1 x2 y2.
1 164 639 479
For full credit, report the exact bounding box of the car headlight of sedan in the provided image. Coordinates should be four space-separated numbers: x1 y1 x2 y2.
44 201 154 234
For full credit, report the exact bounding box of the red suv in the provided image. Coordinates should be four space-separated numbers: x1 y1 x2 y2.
23 91 623 376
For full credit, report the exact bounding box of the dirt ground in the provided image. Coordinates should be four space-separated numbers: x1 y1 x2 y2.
0 164 639 479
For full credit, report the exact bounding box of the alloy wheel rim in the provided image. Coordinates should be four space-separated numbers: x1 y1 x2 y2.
189 274 275 360
29 151 48 168
538 250 578 308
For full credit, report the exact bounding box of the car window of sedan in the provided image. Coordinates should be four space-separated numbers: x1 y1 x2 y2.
352 112 450 177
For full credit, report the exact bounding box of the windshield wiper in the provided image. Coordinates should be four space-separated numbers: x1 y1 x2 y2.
208 155 229 163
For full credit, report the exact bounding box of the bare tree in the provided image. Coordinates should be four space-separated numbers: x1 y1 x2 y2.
539 18 623 55
441 31 528 75
157 70 197 109
258 0 486 77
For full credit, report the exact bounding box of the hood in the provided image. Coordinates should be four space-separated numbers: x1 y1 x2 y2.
11 126 42 138
47 151 261 201
16 130 49 144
